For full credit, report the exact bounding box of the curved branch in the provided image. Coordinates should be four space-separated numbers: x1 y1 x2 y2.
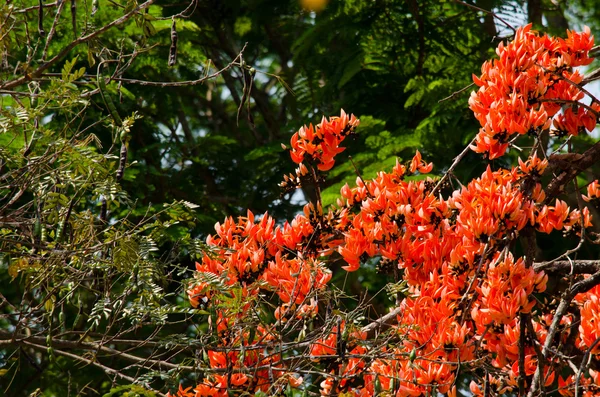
575 336 600 397
0 330 194 372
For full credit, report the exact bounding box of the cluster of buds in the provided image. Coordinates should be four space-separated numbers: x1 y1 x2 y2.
278 162 309 192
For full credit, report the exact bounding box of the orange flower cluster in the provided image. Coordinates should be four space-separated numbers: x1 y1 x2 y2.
174 134 598 397
469 24 597 158
171 324 291 397
310 321 370 395
189 209 331 313
174 136 597 397
179 208 334 396
329 143 600 395
171 26 600 397
559 368 600 397
322 156 562 395
289 109 359 171
575 284 600 355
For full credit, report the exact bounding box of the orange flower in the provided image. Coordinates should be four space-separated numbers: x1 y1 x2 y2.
583 180 600 202
536 199 570 233
409 150 433 174
518 153 548 176
168 384 194 397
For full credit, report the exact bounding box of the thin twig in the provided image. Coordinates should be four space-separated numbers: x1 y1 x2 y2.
439 82 475 103
348 155 373 198
536 98 600 118
41 0 66 61
430 137 477 196
452 0 516 33
574 337 600 397
19 340 168 397
527 271 600 397
14 2 59 13
538 63 600 105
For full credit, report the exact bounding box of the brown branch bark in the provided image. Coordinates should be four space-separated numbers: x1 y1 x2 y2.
534 260 600 275
544 140 600 202
360 307 402 339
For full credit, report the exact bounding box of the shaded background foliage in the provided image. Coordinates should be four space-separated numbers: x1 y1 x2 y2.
1 0 600 396
113 0 494 227
117 0 600 229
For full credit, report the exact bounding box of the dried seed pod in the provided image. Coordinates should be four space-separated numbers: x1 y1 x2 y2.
38 0 46 37
100 196 107 223
116 143 128 182
70 0 77 37
168 18 178 67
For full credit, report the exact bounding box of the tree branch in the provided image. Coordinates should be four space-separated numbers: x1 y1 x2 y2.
360 307 402 339
544 140 600 201
533 260 600 275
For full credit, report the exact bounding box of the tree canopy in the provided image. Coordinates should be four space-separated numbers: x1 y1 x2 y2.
2 1 600 397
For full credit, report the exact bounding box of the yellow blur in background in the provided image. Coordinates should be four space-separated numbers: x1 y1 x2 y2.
300 0 329 12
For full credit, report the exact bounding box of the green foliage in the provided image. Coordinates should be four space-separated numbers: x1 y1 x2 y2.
103 385 157 397
0 1 219 395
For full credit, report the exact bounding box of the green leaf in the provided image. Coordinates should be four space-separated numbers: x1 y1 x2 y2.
338 50 363 88
234 16 253 36
61 56 78 81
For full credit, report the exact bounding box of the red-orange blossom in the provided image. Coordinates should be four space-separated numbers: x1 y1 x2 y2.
171 25 600 397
